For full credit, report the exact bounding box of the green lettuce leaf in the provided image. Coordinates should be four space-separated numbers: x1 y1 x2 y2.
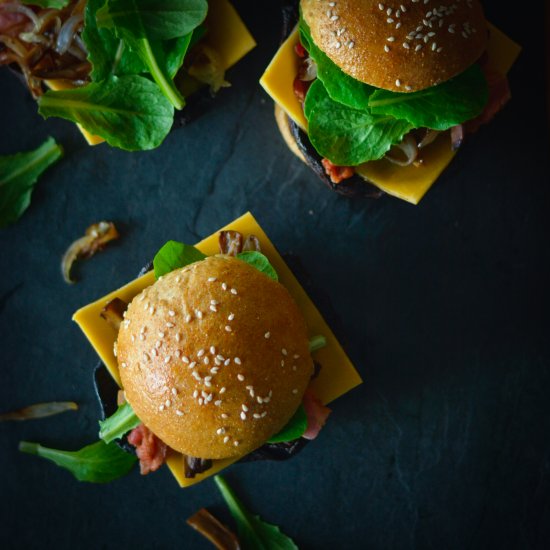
236 251 278 281
0 137 63 228
83 0 146 82
153 240 207 278
38 75 174 151
300 17 375 111
21 0 69 7
214 476 299 550
267 405 307 443
368 64 489 130
19 440 136 483
305 80 412 165
98 402 140 444
97 0 207 41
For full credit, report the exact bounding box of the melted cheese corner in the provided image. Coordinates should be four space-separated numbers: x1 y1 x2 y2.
73 212 362 487
47 0 256 146
260 25 521 205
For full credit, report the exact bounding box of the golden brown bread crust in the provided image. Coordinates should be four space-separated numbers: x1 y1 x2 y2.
301 0 487 92
275 104 306 163
117 256 313 460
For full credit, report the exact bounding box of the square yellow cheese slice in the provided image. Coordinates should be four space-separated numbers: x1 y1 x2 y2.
46 0 256 146
260 24 521 205
73 212 362 487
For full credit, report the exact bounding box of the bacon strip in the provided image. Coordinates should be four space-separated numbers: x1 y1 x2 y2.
302 388 331 440
127 424 168 475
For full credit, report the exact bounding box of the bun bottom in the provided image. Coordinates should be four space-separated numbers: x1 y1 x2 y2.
274 105 383 198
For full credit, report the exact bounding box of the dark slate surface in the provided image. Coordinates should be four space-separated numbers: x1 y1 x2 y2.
1 2 549 549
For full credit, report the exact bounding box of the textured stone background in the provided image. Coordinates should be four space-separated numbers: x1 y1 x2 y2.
1 1 549 549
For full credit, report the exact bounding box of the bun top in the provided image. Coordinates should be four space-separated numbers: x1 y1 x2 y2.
301 0 487 92
116 255 313 460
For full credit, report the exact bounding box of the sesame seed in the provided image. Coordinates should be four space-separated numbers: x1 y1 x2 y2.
158 331 165 338
175 350 181 359
386 7 392 15
230 288 238 295
189 361 197 369
204 356 210 365
431 42 437 50
348 40 355 49
448 27 455 33
183 356 190 363
165 399 171 407
222 283 228 291
293 354 300 360
242 404 249 412
415 44 423 51
139 334 145 342
216 354 225 361
131 335 135 343
282 348 288 356
217 427 226 435
396 22 402 29
233 440 240 447
155 341 161 349
205 380 212 388
164 356 171 364
237 374 245 381
197 349 205 357
202 390 208 398
168 310 175 317
384 45 390 52
292 389 298 394
198 398 203 405
403 42 410 49
192 371 201 380
209 305 217 312
428 31 436 37
176 410 184 416
149 306 155 315
159 405 165 411
281 360 285 367
396 79 401 87
220 387 226 394
292 365 297 371
208 277 217 282
228 313 235 321
335 41 341 48
214 357 222 366
193 390 199 398
215 400 222 407
326 9 331 17
331 15 339 21
175 276 181 283
234 357 242 365
329 1 335 6
396 10 401 17
257 396 263 404
121 362 127 368
211 367 219 374
387 18 394 24
210 300 218 306
172 388 178 396
223 436 230 443
224 358 231 366
151 348 158 357
261 412 267 418
240 412 247 420
196 311 203 320
400 4 406 12
221 413 228 419
387 36 395 42
264 331 271 339
185 314 192 323
175 333 181 342
225 325 232 332
378 3 384 10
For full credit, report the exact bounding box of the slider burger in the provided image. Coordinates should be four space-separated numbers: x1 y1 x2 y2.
61 214 362 486
0 0 255 150
261 0 520 203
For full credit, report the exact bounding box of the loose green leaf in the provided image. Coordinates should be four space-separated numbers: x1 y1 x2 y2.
236 251 278 281
214 476 299 550
267 405 307 444
99 402 140 444
83 0 146 82
368 64 489 130
308 335 326 353
163 32 194 79
300 18 375 111
153 240 207 278
21 0 70 7
305 80 412 165
97 0 208 41
0 137 63 228
19 440 136 483
38 75 174 151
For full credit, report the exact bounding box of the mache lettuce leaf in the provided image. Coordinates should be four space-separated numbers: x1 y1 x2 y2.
368 63 489 130
236 251 278 282
0 137 63 228
19 440 136 483
96 0 208 109
305 80 412 165
98 402 140 443
153 240 207 278
38 75 174 151
20 0 69 7
267 405 307 444
214 476 299 550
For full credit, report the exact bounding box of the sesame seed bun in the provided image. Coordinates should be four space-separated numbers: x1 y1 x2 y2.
301 0 488 92
116 255 314 460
